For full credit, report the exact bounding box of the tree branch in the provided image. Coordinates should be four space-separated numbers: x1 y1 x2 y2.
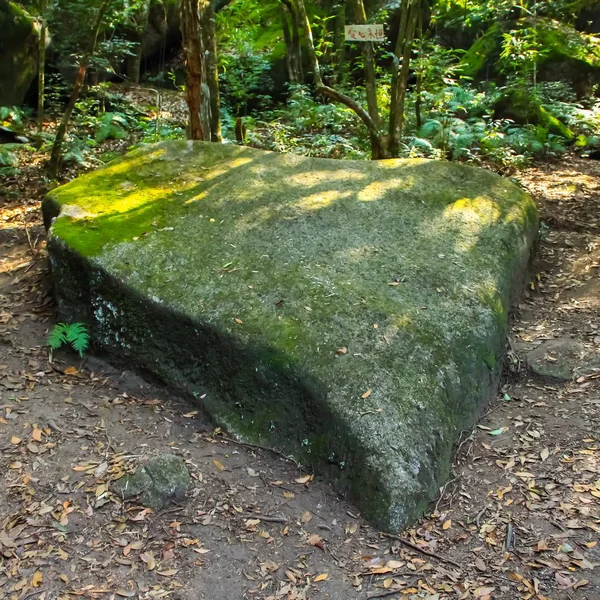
316 85 379 141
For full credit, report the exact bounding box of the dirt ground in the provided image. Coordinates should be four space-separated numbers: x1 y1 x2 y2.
0 153 599 600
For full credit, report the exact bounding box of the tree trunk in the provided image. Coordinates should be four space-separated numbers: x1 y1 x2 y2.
37 0 47 133
415 72 422 132
48 0 112 177
281 3 297 84
125 0 151 84
180 0 211 141
331 1 346 86
203 1 222 141
353 0 379 129
281 0 303 84
295 0 385 159
388 0 420 157
294 0 323 86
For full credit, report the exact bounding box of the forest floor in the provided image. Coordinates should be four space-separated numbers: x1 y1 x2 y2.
0 146 599 600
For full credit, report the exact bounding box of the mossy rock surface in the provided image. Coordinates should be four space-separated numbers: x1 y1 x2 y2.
113 454 190 509
43 141 538 531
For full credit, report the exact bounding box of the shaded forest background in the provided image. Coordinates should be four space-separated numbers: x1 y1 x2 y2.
1 0 599 174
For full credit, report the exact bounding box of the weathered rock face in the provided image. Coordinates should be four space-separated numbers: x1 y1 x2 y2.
0 1 39 107
43 141 538 531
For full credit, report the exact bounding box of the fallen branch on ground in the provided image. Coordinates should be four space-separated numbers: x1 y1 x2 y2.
380 533 462 569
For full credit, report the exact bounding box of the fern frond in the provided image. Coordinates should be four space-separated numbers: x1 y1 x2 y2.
47 323 69 350
65 323 90 358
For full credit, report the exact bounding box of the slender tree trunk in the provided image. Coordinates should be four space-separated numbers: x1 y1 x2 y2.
388 0 420 157
294 0 385 159
49 0 112 177
415 73 422 131
203 1 222 141
414 21 424 133
126 0 151 84
294 0 323 86
353 0 379 128
281 3 297 84
281 0 303 84
37 0 47 133
332 1 346 86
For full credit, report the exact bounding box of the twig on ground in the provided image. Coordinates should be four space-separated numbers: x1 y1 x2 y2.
473 503 492 527
366 588 403 599
241 513 288 524
380 533 461 569
212 433 307 471
22 590 47 600
24 222 36 256
434 475 460 512
505 522 514 552
551 520 568 533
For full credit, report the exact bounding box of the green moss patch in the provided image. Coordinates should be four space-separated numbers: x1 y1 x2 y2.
43 141 538 531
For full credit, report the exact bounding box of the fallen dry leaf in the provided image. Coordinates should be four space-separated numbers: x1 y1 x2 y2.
32 571 43 587
140 551 156 571
295 474 313 484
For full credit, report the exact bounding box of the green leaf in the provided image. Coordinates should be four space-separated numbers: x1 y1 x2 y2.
488 427 508 436
65 323 90 358
47 323 69 351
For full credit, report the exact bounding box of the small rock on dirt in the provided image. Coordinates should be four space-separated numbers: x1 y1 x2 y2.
113 454 190 508
526 338 600 381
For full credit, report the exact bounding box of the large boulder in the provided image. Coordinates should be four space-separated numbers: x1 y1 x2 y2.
0 1 39 107
43 142 538 531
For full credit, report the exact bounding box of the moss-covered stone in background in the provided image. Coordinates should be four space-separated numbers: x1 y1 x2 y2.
494 88 575 140
0 1 40 107
460 17 600 95
43 141 538 531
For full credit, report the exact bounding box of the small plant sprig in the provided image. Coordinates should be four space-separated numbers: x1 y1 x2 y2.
47 322 90 359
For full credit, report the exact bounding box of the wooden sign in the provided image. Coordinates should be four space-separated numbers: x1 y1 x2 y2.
344 24 385 42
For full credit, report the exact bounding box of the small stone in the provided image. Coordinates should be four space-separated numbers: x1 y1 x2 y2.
113 454 190 509
526 338 600 382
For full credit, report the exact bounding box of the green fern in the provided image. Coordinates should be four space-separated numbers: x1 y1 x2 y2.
65 323 90 357
47 323 69 351
47 322 90 358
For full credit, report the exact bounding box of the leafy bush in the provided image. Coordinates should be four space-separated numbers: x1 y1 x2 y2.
0 144 20 167
94 112 131 142
247 85 368 159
